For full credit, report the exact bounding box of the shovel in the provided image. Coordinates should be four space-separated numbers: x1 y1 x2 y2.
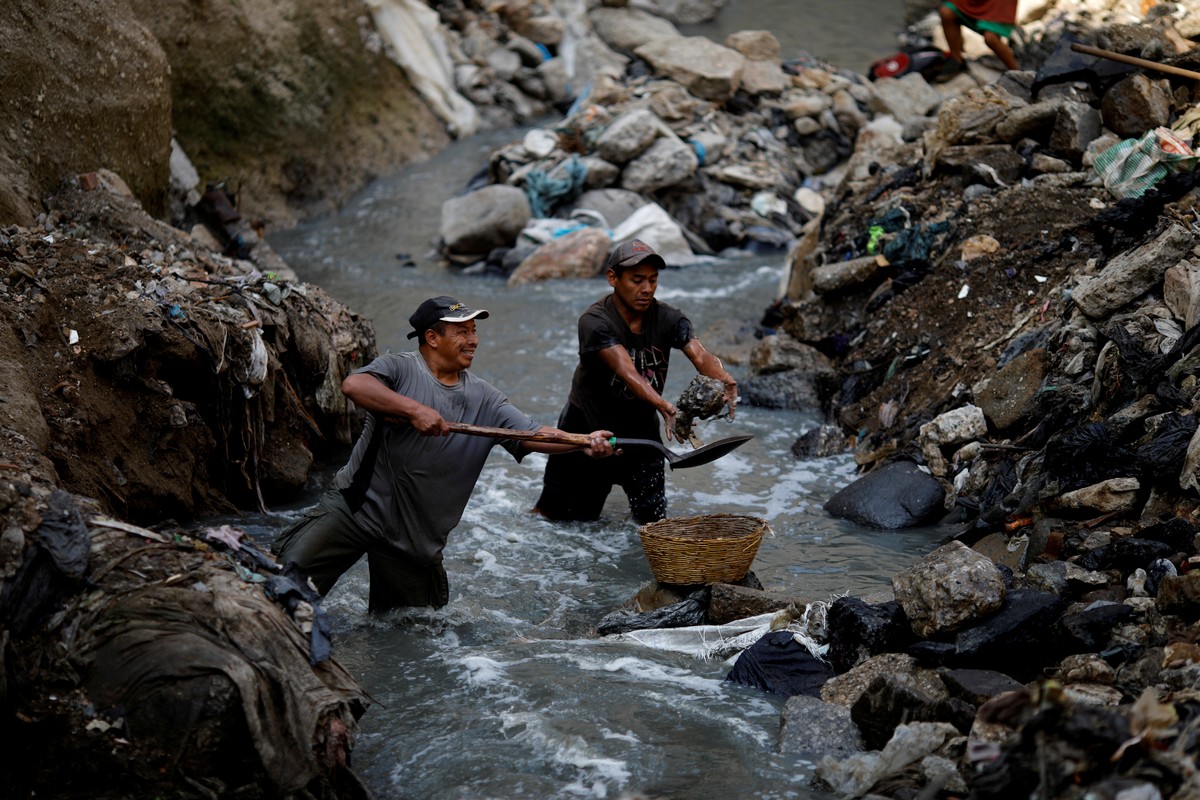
446 422 753 470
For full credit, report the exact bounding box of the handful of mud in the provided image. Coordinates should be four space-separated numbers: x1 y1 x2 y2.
674 375 732 447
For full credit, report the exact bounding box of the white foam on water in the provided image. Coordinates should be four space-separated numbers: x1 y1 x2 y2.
657 264 783 303
567 652 726 694
498 711 633 797
458 655 513 689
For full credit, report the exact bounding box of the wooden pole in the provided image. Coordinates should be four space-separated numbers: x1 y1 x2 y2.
447 421 592 446
1070 42 1200 82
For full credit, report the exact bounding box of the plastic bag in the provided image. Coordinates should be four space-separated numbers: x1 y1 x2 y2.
1094 126 1198 200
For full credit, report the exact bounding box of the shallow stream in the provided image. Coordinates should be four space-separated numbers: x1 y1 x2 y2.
244 6 946 797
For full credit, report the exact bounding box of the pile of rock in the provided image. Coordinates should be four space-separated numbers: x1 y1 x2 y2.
699 5 1200 799
566 2 1200 798
436 3 889 277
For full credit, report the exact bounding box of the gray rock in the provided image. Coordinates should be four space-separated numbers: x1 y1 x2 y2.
1050 477 1141 516
632 0 728 25
995 99 1063 143
976 348 1047 431
812 255 880 294
824 460 946 530
893 540 1006 637
1049 100 1102 164
440 184 531 258
596 109 664 165
634 36 746 103
749 333 832 375
779 694 863 763
1101 72 1171 139
739 369 828 410
1027 561 1108 597
792 424 849 459
1163 260 1200 329
869 72 941 125
723 30 781 62
620 135 699 193
589 6 682 52
739 60 790 96
1072 222 1196 319
821 652 945 707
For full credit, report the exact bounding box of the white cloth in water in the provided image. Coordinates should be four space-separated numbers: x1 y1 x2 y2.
611 603 829 663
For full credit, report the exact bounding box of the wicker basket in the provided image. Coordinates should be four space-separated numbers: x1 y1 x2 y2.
637 513 769 585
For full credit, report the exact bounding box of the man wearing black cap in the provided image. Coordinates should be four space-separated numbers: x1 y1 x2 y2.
273 296 614 611
533 239 737 523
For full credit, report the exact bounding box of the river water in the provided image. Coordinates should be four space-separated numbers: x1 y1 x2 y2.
251 4 942 798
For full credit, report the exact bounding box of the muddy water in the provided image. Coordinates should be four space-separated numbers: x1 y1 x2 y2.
252 7 944 798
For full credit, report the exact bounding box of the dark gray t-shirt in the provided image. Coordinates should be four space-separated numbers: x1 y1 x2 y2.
332 352 540 563
567 296 693 439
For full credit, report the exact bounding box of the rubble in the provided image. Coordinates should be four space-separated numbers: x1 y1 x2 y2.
0 174 377 796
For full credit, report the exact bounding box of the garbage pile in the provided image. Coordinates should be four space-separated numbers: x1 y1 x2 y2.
568 2 1200 798
0 487 371 798
1 170 375 520
0 170 378 797
433 3 883 275
761 4 1200 797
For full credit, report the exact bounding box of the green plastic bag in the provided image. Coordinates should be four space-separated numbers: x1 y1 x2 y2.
1094 126 1198 200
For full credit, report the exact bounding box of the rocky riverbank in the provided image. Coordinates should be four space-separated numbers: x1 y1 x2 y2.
4 0 1200 798
418 0 1200 797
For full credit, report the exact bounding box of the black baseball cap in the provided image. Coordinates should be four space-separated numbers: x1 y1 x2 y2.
606 238 666 273
407 296 490 340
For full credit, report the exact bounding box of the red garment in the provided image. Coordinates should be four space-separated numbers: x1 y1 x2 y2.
952 0 1017 23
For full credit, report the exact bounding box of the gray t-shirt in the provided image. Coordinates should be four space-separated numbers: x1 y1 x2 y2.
332 352 540 564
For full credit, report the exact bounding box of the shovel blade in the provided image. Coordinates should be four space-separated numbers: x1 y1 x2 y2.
613 434 754 469
667 434 754 469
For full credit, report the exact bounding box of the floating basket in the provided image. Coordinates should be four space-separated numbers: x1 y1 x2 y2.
637 513 770 585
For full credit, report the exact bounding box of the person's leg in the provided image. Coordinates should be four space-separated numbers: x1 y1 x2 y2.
620 456 667 524
982 30 1019 70
273 489 370 596
532 404 612 521
364 545 449 611
533 450 611 520
939 3 965 63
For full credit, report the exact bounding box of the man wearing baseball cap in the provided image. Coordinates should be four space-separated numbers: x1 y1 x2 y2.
274 295 614 611
533 239 738 523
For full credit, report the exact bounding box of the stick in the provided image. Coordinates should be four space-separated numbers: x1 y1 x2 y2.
1070 43 1200 81
446 422 592 447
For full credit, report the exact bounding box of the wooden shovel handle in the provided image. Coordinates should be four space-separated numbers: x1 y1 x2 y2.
446 421 594 447
1070 43 1200 82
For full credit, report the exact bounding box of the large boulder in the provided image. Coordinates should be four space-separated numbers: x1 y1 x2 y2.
507 226 611 285
893 541 1007 638
634 36 746 102
824 460 946 529
441 185 532 260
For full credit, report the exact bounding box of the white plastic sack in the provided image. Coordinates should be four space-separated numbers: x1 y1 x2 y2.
614 612 778 661
612 605 828 663
366 0 478 137
611 203 696 265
